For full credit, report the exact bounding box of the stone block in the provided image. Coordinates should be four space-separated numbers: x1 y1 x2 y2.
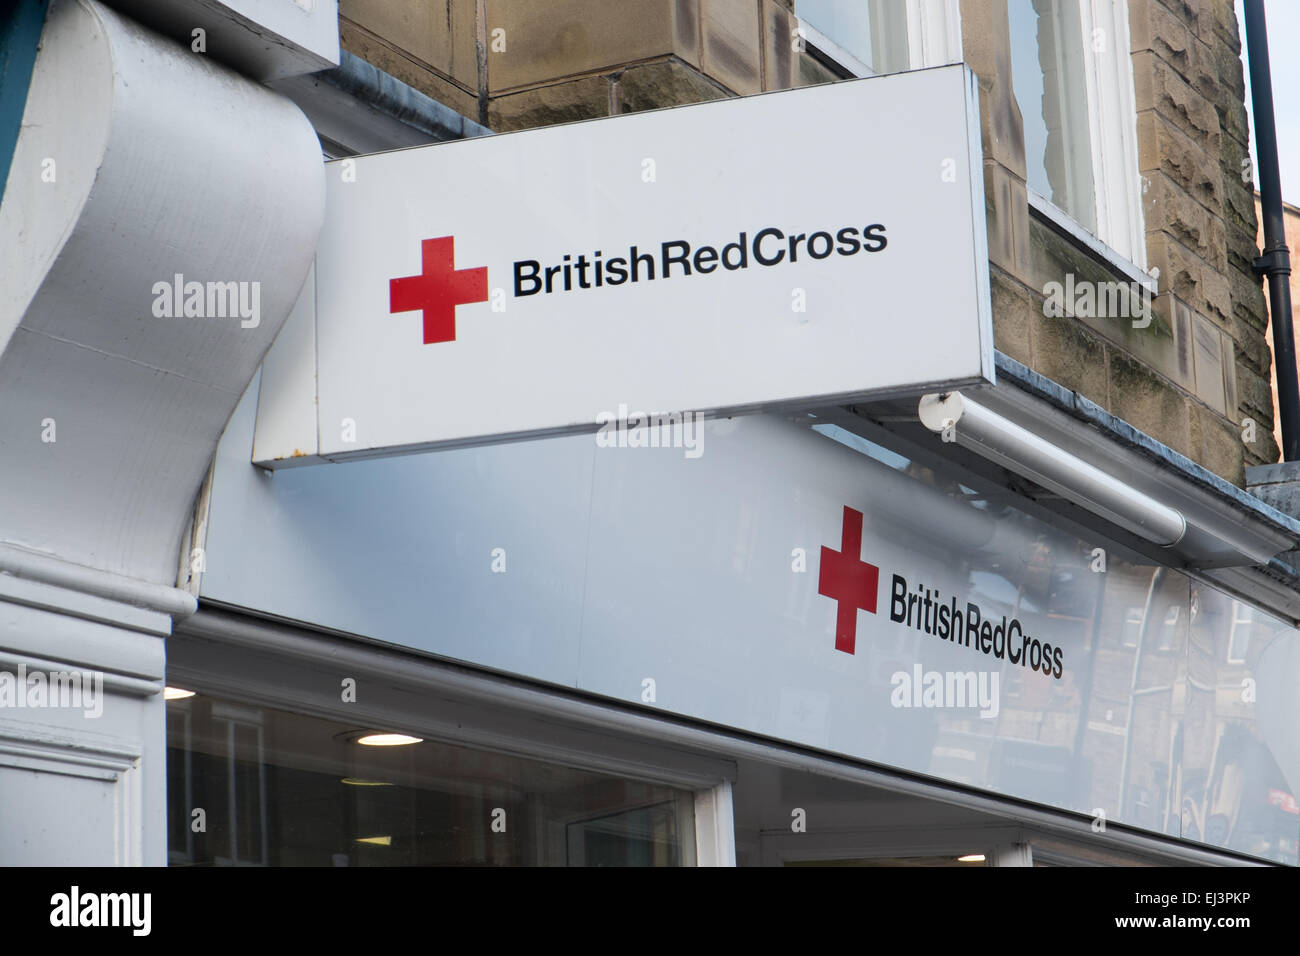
1222 178 1259 236
762 0 796 91
340 18 480 121
1208 0 1241 48
796 51 839 88
982 161 1034 288
674 0 703 68
1030 307 1110 408
989 267 1034 367
1230 311 1270 373
485 0 677 92
1189 399 1245 483
1170 293 1194 383
1229 265 1267 331
701 0 761 95
1201 263 1232 324
1108 349 1192 457
1191 309 1228 413
341 0 479 86
1131 51 1221 153
1183 34 1222 101
618 57 728 113
962 0 1025 177
1236 364 1276 423
1135 111 1221 211
1147 231 1205 308
1156 0 1212 43
488 74 610 131
1130 0 1191 66
1141 171 1226 272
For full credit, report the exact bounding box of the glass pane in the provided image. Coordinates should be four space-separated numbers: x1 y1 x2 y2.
1008 0 1097 230
567 803 687 865
808 422 1300 864
795 0 909 74
166 695 695 866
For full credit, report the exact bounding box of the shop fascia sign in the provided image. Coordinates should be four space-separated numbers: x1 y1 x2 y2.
252 63 993 467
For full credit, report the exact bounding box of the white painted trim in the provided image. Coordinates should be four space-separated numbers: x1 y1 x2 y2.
0 543 196 620
907 0 964 68
0 718 140 779
0 597 166 687
990 840 1034 866
693 780 737 866
0 647 162 697
0 572 172 638
0 716 146 865
171 609 737 790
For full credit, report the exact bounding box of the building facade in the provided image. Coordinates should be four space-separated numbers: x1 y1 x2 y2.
1 0 1298 866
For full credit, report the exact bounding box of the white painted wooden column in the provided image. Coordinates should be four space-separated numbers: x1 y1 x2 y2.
0 0 326 864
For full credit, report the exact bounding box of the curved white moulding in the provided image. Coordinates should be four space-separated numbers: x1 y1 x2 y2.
0 0 324 585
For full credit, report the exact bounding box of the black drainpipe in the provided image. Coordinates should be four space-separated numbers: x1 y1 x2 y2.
1244 0 1300 461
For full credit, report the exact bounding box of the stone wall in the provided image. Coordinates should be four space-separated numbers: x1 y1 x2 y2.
339 0 830 130
1133 0 1273 475
970 0 1271 485
1259 199 1300 453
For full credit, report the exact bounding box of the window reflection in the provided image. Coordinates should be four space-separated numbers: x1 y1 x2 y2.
795 0 910 75
810 420 1300 864
1008 0 1097 230
166 697 695 866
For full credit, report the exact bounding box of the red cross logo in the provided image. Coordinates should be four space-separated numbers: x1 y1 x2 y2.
389 236 489 344
818 506 879 655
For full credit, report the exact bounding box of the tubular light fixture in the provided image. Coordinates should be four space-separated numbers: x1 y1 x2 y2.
356 733 423 746
918 393 1186 547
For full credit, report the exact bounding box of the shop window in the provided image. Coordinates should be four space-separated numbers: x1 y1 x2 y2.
166 693 696 866
1007 0 1146 265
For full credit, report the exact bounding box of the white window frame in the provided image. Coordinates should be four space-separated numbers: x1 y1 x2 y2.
905 0 964 69
1020 0 1148 270
1079 0 1146 267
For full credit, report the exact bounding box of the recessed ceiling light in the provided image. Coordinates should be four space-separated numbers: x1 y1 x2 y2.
355 835 392 846
957 853 986 863
357 733 422 746
163 687 195 700
341 778 395 787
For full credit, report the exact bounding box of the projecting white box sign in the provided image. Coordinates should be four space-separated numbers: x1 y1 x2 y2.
253 64 993 467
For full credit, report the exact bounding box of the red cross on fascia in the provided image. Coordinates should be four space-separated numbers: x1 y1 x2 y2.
818 505 880 655
389 236 489 345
